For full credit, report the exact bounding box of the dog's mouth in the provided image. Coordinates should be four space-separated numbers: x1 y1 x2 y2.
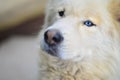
42 43 59 57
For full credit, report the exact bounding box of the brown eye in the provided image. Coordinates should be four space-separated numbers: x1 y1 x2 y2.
58 9 65 17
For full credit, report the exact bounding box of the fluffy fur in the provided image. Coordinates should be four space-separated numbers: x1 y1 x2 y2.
39 0 120 80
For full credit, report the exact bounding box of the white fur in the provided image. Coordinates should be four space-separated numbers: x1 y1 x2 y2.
39 0 120 80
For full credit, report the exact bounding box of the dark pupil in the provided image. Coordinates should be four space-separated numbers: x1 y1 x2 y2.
59 11 64 17
84 20 94 27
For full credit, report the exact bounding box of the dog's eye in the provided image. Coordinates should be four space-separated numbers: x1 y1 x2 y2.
83 20 96 27
58 9 65 17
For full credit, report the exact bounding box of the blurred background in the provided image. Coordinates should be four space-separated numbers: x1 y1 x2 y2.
0 0 47 80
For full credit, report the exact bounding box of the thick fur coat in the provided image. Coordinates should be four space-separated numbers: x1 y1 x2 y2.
39 0 120 80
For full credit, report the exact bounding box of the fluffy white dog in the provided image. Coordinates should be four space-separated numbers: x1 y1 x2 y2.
39 0 120 80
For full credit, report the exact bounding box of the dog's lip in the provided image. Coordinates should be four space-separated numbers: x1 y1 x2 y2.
46 49 57 56
42 43 59 56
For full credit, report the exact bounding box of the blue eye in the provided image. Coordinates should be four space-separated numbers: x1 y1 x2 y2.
83 20 96 27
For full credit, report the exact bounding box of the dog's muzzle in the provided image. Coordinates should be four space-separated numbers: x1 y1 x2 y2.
43 29 64 56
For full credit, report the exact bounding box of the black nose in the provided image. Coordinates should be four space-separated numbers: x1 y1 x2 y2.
44 29 64 46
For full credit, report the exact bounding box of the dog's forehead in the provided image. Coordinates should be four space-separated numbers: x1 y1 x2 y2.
54 0 107 21
48 0 114 25
53 0 109 7
51 0 109 15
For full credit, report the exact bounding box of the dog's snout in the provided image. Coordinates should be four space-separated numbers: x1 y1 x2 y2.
44 29 64 46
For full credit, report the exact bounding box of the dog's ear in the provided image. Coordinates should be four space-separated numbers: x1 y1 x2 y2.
109 0 120 22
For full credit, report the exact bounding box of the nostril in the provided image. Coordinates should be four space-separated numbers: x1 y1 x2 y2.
44 30 49 43
44 29 63 46
52 32 64 43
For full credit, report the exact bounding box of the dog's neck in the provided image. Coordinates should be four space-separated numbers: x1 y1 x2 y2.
39 51 119 80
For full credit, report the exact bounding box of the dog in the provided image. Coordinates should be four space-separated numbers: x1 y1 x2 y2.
39 0 120 80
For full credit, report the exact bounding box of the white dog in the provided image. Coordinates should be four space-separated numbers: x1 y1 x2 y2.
39 0 120 80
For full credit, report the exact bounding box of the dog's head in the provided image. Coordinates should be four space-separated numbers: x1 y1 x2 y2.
40 0 120 61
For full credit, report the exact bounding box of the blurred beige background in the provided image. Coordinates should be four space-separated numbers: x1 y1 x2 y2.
0 0 47 30
0 36 39 80
0 0 47 80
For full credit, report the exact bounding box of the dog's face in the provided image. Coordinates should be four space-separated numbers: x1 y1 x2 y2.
40 0 120 61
